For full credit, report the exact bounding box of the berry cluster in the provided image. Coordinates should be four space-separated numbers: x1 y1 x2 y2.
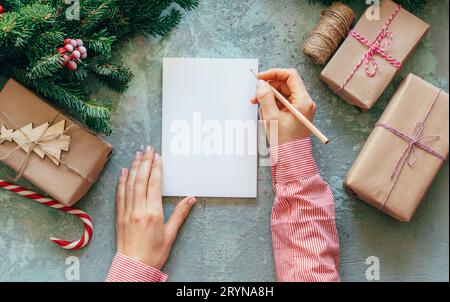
57 38 87 71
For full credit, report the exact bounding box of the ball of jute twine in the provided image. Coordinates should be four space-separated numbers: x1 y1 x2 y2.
303 2 355 65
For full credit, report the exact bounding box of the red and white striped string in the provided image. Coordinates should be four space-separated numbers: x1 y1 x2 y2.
0 178 93 250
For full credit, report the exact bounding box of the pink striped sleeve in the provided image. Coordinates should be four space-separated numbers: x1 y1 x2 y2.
105 253 168 282
270 138 340 282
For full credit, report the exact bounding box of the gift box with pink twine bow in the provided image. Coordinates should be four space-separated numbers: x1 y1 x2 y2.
344 74 448 222
320 0 430 110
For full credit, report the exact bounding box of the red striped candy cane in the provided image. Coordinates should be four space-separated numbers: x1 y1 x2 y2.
0 178 93 250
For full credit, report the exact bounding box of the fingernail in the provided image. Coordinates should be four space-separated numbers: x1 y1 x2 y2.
145 145 152 154
257 80 266 88
188 197 197 205
154 153 160 162
121 168 127 176
134 151 142 160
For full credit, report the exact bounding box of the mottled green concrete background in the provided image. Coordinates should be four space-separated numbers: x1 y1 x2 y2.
0 0 448 282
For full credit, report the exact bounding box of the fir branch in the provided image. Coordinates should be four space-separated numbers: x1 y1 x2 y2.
78 0 117 34
3 0 32 11
0 10 33 48
112 0 198 39
90 63 133 92
59 64 90 82
26 53 63 79
32 30 65 50
175 0 199 10
1 0 199 135
17 3 55 27
83 29 116 55
8 66 113 134
146 8 183 37
84 114 114 135
70 67 89 82
0 3 55 50
31 80 86 114
84 101 111 120
28 30 65 61
12 66 85 114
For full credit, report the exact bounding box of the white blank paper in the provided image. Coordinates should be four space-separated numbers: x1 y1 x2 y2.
162 58 258 198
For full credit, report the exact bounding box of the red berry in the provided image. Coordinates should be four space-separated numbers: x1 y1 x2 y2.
80 52 88 59
64 44 74 52
77 46 87 54
71 50 80 60
64 38 71 45
67 61 77 70
0 5 4 14
62 54 70 63
75 39 83 46
70 39 77 47
57 47 65 54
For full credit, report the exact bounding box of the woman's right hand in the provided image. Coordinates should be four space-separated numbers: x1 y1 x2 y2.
251 68 317 146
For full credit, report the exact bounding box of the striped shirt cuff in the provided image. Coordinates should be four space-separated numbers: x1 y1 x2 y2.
105 253 168 282
270 137 319 183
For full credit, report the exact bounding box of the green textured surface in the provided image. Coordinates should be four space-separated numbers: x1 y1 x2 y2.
0 0 448 281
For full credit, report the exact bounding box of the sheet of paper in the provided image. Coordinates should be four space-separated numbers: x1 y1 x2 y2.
162 58 258 198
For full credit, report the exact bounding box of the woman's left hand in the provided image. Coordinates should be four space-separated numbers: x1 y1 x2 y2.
116 146 197 270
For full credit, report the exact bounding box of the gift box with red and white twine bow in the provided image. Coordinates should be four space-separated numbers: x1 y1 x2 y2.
320 0 430 110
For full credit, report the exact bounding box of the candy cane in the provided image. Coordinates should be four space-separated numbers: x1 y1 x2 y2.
0 179 93 250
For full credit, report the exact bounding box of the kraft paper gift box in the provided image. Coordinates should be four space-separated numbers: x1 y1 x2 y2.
344 74 449 222
0 79 113 206
320 0 430 110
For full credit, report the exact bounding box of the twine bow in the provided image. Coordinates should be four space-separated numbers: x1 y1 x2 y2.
336 4 402 93
375 90 447 209
350 26 399 78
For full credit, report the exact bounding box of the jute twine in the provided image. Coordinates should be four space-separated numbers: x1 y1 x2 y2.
303 2 355 65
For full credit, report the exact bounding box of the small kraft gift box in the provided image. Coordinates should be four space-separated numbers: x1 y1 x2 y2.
344 74 449 222
0 79 113 206
320 0 430 110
